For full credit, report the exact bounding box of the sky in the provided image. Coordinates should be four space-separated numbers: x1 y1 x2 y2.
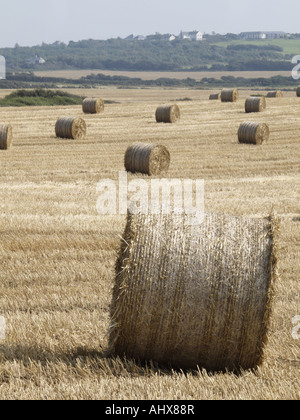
0 0 300 48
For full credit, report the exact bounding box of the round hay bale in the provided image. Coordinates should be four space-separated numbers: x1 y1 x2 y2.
245 96 266 113
55 117 86 139
209 93 221 100
82 98 104 114
266 90 283 98
125 142 170 176
0 124 13 150
108 212 279 371
296 86 300 97
221 88 239 102
155 104 180 123
238 122 270 145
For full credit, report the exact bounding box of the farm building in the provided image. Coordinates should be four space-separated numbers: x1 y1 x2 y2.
180 31 203 41
240 31 286 40
27 55 46 66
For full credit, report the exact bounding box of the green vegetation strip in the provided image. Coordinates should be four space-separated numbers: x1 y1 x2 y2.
0 89 84 107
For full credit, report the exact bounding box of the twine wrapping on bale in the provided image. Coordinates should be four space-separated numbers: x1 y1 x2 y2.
221 88 239 102
82 98 104 114
245 96 266 113
209 93 221 100
125 142 170 175
155 104 180 123
296 86 300 97
108 211 279 371
55 117 86 139
266 91 283 98
0 124 12 150
238 122 270 145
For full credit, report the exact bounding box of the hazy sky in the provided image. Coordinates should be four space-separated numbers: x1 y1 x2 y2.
1 0 300 47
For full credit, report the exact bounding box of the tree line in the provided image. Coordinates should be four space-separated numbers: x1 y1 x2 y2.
0 72 298 90
0 37 295 72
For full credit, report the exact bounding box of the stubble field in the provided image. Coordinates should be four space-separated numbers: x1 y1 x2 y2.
0 88 299 400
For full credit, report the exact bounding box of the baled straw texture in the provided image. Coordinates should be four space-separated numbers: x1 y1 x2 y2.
238 122 270 145
209 93 221 100
125 142 170 176
82 98 104 114
296 86 300 97
0 124 12 150
245 96 266 113
155 104 180 123
266 91 283 98
221 88 239 102
109 212 278 371
55 117 86 139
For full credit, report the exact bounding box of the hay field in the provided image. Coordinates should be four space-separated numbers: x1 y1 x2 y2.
0 88 299 400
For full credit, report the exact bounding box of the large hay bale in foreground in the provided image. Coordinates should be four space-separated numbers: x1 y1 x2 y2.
238 122 270 145
55 117 86 139
125 142 170 175
245 96 266 113
82 98 104 114
266 90 283 98
221 88 239 102
109 212 278 371
155 104 180 123
209 93 221 100
296 86 300 97
0 124 12 150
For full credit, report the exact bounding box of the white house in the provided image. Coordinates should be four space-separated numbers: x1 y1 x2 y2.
27 55 46 66
180 31 203 41
0 55 5 79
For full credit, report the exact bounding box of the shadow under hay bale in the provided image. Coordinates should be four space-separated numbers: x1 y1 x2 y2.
221 88 239 102
108 212 279 372
238 122 270 145
55 117 86 139
0 124 13 150
124 142 170 176
82 98 104 114
245 96 266 113
155 104 180 123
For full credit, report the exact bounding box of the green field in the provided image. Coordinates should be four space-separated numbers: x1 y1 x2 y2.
212 38 300 56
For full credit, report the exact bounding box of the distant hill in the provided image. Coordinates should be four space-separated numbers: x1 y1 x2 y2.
0 35 299 72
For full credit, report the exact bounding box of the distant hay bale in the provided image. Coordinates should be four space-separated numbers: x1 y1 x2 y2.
221 88 239 102
125 142 170 175
55 117 86 139
238 122 270 145
82 98 104 114
108 211 279 371
245 96 266 113
209 93 221 100
266 91 283 98
155 104 180 123
296 86 300 97
0 124 12 150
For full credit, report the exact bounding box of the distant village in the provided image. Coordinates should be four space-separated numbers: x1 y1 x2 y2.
12 30 290 69
125 30 288 42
